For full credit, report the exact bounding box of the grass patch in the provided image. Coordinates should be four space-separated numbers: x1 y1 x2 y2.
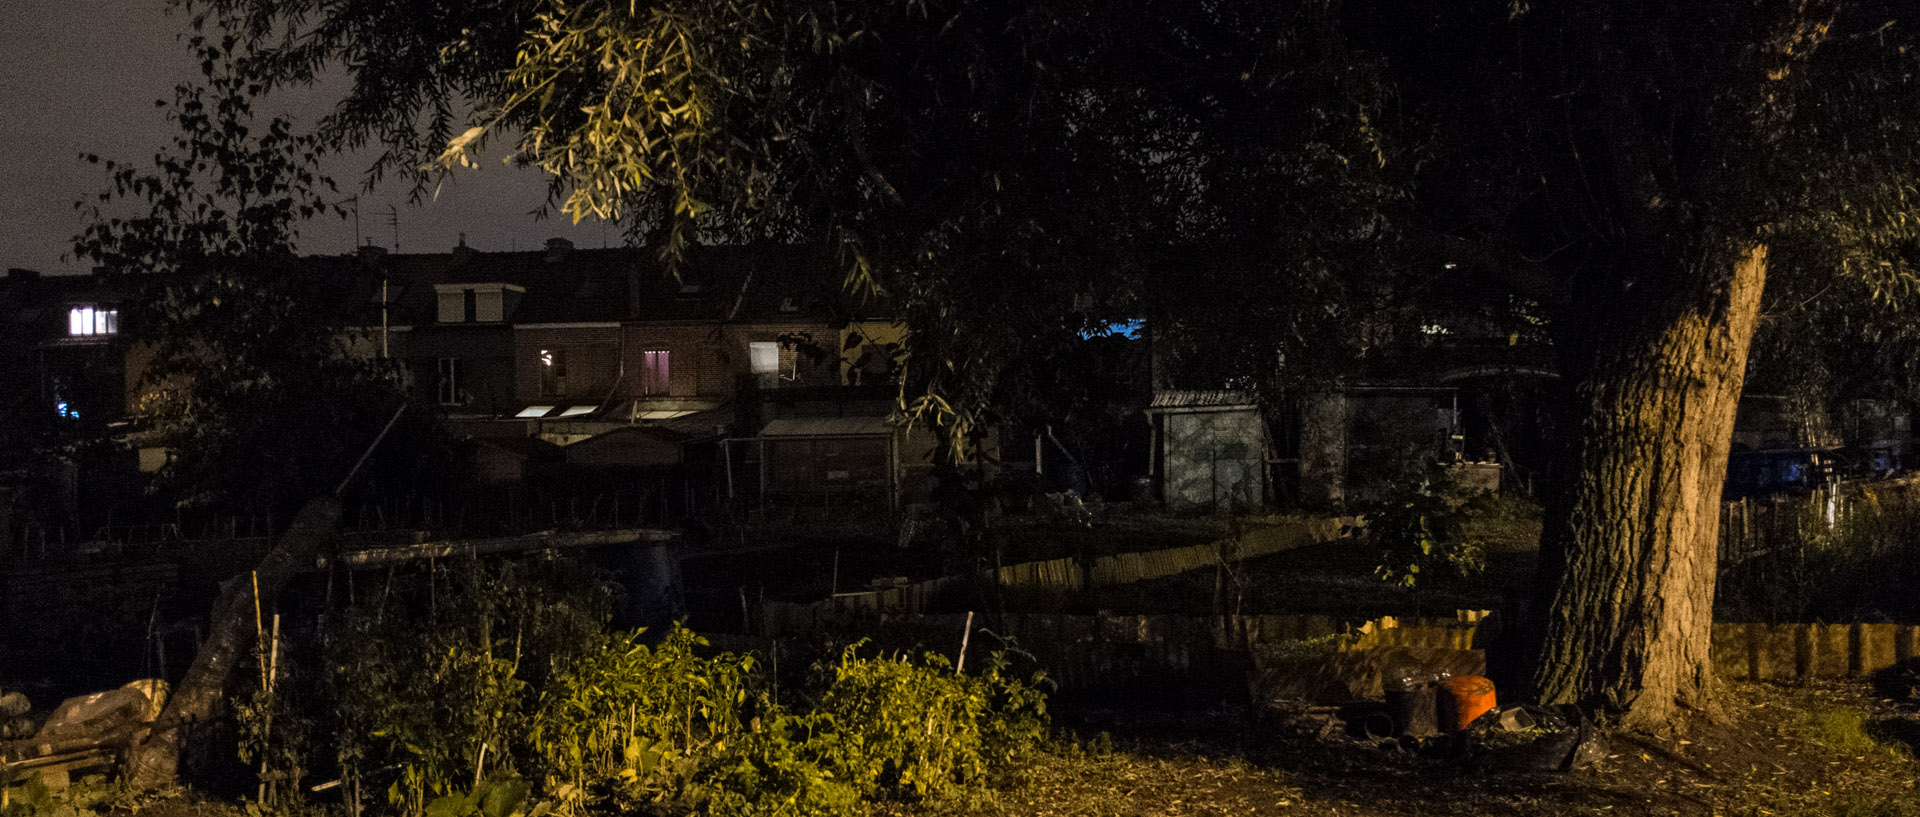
1805 706 1908 760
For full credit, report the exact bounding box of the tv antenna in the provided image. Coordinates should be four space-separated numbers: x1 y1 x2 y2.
385 204 401 252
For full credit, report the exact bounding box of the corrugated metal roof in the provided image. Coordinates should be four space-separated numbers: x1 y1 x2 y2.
1148 390 1258 409
760 416 891 437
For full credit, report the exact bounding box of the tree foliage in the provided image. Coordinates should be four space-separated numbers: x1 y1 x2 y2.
75 25 446 519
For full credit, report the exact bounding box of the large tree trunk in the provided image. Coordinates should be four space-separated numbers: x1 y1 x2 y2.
1528 244 1767 730
127 497 341 787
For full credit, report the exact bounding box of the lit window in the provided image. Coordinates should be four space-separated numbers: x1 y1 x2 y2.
540 349 569 397
514 405 555 419
556 405 597 418
641 350 670 395
68 306 118 336
634 409 695 421
750 341 780 388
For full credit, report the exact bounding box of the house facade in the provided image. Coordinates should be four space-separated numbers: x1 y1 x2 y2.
328 239 905 488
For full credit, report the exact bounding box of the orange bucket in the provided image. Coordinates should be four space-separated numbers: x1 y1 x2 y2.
1437 675 1497 732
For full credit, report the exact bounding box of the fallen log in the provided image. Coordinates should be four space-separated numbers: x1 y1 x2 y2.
126 496 341 787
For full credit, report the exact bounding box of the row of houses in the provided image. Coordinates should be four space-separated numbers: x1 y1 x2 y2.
6 239 1913 540
2 239 949 521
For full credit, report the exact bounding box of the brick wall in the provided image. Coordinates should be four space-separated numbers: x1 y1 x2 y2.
513 326 621 402
513 321 843 404
722 322 841 389
621 324 723 398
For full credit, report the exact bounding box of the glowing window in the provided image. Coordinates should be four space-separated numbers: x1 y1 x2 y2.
68 306 118 336
634 409 695 421
641 350 670 395
750 341 779 387
514 405 556 419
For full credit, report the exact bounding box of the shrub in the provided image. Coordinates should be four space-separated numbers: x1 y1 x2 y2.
816 641 1049 800
287 559 1050 817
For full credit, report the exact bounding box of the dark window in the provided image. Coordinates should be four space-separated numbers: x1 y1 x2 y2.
437 358 465 405
463 289 477 322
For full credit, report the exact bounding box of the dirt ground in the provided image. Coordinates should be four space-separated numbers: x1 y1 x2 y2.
886 679 1920 817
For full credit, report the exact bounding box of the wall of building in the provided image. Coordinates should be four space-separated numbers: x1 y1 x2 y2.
513 326 622 402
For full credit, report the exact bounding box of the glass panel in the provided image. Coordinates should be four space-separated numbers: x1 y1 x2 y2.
750 342 779 374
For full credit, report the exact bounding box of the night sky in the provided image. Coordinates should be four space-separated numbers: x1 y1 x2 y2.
0 0 608 276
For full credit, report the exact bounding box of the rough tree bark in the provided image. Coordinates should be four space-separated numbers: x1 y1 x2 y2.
1528 244 1768 730
128 496 341 787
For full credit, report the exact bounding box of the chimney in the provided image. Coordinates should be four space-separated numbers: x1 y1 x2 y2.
544 237 574 263
6 268 40 282
357 244 389 261
452 232 479 264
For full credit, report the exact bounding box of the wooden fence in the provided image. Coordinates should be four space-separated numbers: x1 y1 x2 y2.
758 601 1917 693
1719 476 1920 566
758 602 1484 691
820 514 1359 614
1711 621 1920 682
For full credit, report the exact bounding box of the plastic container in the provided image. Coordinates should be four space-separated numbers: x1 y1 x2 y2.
1384 674 1440 738
1437 675 1498 732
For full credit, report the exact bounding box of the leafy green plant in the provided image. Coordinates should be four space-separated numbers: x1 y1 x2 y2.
1370 488 1490 594
323 559 610 817
235 654 313 807
276 556 1052 817
815 640 1049 800
681 712 859 817
529 626 761 814
817 644 987 798
423 775 549 817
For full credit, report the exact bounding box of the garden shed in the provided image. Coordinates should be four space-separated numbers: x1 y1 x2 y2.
757 415 897 511
1145 390 1268 512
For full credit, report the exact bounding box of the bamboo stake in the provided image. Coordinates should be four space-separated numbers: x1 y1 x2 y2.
252 572 265 690
956 611 975 674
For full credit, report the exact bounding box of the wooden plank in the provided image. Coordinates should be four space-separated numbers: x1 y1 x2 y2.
1815 624 1850 678
327 528 676 568
1711 623 1748 681
1858 624 1898 676
1757 624 1797 682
